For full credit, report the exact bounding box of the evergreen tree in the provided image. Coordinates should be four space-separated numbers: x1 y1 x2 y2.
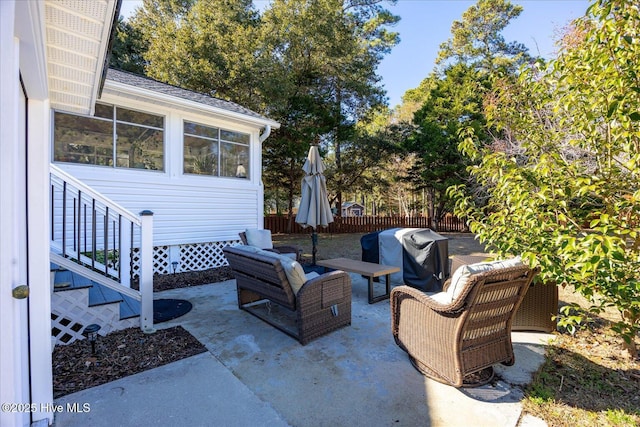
130 0 262 109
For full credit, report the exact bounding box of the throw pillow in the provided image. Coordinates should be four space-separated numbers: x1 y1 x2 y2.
244 228 274 249
269 252 308 295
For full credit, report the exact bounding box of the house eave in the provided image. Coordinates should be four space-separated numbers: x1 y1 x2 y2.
102 79 281 130
44 0 120 115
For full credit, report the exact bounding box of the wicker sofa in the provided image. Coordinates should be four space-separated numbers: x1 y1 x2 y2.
223 245 351 345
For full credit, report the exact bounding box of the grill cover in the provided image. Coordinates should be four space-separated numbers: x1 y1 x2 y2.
401 229 449 292
360 228 449 292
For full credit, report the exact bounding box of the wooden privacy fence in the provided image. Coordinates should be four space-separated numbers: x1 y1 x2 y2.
265 215 468 234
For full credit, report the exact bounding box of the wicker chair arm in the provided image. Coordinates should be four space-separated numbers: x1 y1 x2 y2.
391 286 463 371
297 270 351 305
391 285 467 314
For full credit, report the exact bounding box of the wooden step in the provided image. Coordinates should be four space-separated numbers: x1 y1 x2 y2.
52 267 139 321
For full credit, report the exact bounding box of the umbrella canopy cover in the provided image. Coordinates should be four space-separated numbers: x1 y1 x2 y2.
296 145 334 229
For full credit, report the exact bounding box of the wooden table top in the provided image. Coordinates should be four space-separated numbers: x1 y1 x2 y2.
316 258 400 277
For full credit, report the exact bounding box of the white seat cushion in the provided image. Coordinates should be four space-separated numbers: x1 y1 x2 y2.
442 257 523 304
305 271 320 281
244 228 274 249
279 252 297 260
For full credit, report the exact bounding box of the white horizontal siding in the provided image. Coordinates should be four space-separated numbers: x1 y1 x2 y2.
51 86 273 247
56 164 262 246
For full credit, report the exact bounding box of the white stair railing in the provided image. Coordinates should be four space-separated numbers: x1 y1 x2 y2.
50 164 154 333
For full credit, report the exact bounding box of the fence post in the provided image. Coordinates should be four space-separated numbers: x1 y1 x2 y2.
139 210 155 334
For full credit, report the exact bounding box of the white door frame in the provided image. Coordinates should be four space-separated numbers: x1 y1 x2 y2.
1 2 54 425
0 14 31 427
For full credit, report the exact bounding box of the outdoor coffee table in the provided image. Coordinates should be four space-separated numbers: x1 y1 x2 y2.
316 258 400 304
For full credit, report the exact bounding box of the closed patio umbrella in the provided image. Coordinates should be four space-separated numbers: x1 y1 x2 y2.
296 144 333 265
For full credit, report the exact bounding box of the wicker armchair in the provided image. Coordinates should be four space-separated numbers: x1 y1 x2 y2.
239 230 302 261
391 264 539 387
451 255 558 332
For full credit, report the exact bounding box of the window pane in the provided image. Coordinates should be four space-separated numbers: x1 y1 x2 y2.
220 130 249 144
220 141 250 179
184 121 219 139
117 107 163 128
184 136 218 175
94 103 113 119
116 123 164 170
54 112 112 166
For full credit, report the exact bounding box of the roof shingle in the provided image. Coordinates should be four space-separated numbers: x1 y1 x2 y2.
106 68 273 123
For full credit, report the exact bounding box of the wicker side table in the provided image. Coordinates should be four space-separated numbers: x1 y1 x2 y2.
512 281 558 332
450 255 558 332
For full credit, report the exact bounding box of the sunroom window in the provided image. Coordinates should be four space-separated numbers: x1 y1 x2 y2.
183 121 250 179
54 104 164 171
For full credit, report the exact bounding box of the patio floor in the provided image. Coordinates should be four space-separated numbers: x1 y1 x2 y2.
53 274 553 427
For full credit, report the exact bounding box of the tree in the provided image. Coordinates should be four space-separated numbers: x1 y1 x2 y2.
325 1 400 216
324 107 406 212
259 0 399 223
130 0 262 109
109 16 148 74
404 63 488 228
450 0 640 356
436 0 531 74
399 0 529 224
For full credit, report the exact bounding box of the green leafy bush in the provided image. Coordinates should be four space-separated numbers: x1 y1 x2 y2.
450 0 640 356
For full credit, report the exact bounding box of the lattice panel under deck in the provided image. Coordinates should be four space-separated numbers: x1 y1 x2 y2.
153 245 170 275
130 245 170 278
51 288 139 346
179 241 237 272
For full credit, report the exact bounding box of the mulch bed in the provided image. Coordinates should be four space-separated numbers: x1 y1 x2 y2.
53 267 235 398
53 326 206 398
132 266 235 292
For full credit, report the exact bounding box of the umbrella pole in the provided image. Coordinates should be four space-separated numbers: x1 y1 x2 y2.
311 231 318 265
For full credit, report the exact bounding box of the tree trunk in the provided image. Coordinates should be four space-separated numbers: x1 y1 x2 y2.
287 156 295 233
335 89 343 218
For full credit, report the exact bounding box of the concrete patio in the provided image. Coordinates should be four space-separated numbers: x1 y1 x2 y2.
53 273 554 427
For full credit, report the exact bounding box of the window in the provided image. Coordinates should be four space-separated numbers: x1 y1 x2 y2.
54 104 164 171
183 121 250 179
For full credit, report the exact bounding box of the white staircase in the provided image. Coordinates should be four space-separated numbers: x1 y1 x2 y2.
50 164 155 345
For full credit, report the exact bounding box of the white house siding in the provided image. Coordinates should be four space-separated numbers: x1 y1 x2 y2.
53 77 275 272
55 165 262 246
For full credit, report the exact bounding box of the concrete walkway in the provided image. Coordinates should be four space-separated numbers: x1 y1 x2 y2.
54 275 554 427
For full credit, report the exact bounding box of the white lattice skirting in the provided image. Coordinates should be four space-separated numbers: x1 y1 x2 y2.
51 288 138 346
130 241 236 277
179 240 236 272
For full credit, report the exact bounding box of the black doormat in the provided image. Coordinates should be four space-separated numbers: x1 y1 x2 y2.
153 299 193 323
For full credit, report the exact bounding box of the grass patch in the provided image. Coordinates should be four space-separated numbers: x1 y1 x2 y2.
523 317 640 427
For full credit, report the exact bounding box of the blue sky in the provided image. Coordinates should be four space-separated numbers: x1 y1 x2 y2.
118 0 590 108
